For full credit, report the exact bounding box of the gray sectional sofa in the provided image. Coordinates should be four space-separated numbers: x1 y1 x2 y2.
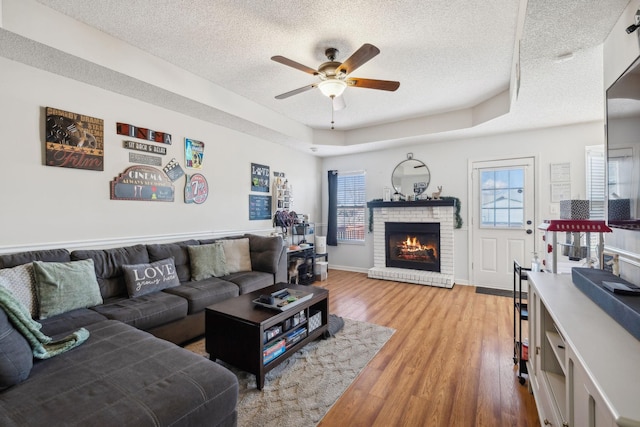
0 233 287 427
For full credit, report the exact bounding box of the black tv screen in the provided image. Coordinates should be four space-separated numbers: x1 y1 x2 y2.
606 55 640 230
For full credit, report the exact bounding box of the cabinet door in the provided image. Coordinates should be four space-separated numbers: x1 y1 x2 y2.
568 347 616 427
528 285 540 392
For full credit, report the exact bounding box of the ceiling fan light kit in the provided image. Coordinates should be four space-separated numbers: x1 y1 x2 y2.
318 80 347 98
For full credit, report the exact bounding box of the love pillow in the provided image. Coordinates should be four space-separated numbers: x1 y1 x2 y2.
121 257 180 298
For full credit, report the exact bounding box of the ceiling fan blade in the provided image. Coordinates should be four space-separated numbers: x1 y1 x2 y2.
271 56 318 75
274 84 317 99
336 44 380 75
346 77 400 91
333 95 346 111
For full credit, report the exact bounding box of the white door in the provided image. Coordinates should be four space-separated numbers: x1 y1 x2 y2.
471 157 535 289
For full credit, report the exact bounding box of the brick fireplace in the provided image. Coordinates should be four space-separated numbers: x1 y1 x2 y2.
367 200 455 288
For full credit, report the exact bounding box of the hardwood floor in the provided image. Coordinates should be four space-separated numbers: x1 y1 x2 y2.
316 270 540 427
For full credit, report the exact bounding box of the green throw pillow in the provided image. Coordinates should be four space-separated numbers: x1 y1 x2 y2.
32 259 103 320
122 257 180 298
188 242 229 280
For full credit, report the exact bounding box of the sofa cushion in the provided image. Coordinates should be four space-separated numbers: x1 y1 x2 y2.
188 242 229 280
39 308 108 338
0 264 38 318
0 320 238 427
0 307 32 390
121 257 180 298
220 238 252 273
146 240 199 283
163 277 239 313
245 234 284 274
224 271 275 294
32 259 103 320
0 249 70 269
71 245 149 300
91 292 187 331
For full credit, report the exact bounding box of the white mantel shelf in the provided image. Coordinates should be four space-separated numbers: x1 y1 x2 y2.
369 202 455 288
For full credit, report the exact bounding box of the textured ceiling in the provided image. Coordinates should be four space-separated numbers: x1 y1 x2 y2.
27 0 632 155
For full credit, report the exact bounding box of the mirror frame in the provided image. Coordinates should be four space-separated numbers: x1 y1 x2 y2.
391 157 431 198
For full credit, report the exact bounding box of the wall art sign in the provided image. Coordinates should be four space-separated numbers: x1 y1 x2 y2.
249 195 272 220
185 138 204 169
184 174 209 204
129 152 161 166
45 107 104 171
111 165 174 202
163 158 185 182
116 122 172 145
123 140 167 155
251 163 270 192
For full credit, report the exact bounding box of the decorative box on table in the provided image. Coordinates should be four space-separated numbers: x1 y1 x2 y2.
560 199 590 219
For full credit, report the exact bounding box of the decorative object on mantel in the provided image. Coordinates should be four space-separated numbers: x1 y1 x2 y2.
110 165 174 202
367 197 462 232
45 107 104 171
391 153 431 199
116 122 172 145
431 185 443 200
184 173 208 204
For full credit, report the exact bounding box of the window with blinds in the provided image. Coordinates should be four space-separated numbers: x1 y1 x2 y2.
586 146 605 220
337 171 366 242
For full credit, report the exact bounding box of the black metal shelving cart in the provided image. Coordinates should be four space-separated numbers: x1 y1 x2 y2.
513 260 530 385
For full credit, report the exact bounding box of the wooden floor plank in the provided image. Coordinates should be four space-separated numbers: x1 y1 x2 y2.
316 270 539 427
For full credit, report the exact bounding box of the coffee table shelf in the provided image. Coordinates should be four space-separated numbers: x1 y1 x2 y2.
205 283 329 390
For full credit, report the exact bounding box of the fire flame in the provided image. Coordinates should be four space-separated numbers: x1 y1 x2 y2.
399 235 438 258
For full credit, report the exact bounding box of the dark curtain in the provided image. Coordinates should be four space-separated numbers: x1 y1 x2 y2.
327 170 338 246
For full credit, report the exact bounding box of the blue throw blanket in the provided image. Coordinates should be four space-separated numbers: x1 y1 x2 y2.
0 286 89 359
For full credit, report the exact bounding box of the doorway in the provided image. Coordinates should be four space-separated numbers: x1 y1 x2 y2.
470 157 535 289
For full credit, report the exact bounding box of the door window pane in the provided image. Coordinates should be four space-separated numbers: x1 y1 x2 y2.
480 168 525 228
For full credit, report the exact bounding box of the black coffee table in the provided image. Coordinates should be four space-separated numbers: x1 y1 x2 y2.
205 283 328 389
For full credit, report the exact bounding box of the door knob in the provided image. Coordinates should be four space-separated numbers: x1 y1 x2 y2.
526 229 533 234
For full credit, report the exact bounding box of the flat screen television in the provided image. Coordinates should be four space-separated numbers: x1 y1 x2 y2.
605 55 640 230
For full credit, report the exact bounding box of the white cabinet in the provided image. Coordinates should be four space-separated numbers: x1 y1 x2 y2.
527 272 640 427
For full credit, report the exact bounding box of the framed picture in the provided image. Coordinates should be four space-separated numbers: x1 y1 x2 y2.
251 163 270 192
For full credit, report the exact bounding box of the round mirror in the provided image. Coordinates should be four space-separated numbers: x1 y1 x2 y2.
391 157 431 198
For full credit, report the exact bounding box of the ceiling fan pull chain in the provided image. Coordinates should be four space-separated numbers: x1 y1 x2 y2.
330 97 335 130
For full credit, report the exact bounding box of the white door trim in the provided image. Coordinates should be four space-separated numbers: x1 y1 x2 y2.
467 154 539 288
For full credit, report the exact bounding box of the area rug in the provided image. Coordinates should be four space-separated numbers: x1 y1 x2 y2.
184 317 395 427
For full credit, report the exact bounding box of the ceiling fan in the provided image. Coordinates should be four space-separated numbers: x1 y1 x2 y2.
271 43 400 111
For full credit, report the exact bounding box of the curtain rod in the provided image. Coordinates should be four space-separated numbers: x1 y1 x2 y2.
333 169 366 175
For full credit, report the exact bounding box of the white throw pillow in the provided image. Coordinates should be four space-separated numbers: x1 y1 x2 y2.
220 238 252 273
0 264 38 318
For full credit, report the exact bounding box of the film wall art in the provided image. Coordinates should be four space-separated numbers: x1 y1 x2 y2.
45 107 104 171
184 174 209 204
185 138 204 169
116 122 172 145
111 165 174 202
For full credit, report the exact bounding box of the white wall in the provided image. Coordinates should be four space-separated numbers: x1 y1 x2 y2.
0 57 321 251
321 122 603 284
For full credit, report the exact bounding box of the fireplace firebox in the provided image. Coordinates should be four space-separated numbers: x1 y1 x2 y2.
385 222 440 272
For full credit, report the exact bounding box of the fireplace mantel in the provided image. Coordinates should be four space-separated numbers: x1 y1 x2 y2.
368 202 454 288
367 200 455 208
